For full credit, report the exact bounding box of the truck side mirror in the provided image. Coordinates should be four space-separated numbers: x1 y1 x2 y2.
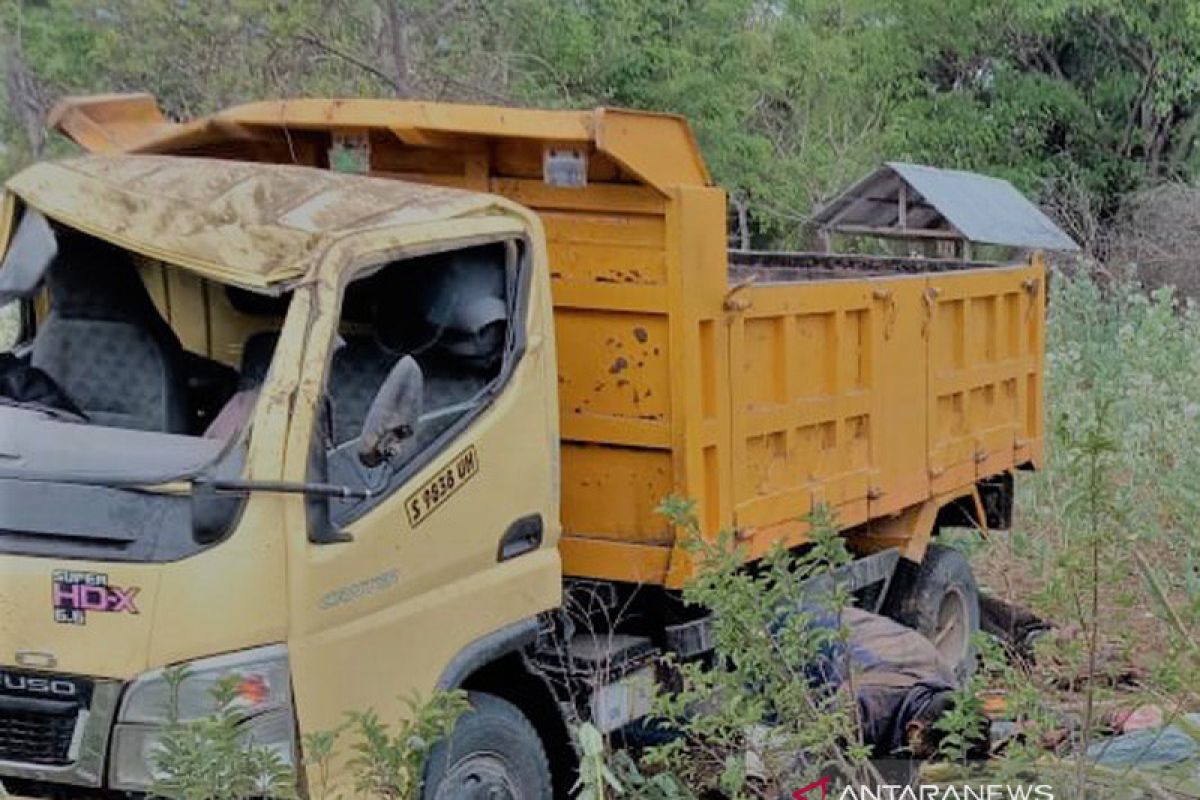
358 356 423 468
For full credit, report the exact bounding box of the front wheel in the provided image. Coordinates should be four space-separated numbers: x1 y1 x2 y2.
884 543 981 681
423 692 552 800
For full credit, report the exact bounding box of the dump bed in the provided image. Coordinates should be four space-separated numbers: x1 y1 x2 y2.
50 96 1045 588
555 244 1043 588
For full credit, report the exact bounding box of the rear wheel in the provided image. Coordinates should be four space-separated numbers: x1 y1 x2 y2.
885 543 980 680
424 692 552 800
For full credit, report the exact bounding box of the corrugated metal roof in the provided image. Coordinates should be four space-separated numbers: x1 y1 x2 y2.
813 161 1079 252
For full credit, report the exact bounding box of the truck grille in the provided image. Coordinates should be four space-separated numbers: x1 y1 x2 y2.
0 671 93 767
0 707 78 765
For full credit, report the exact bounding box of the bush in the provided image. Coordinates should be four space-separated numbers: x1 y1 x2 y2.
151 668 297 800
975 263 1200 797
151 667 466 800
573 498 873 799
1013 266 1200 674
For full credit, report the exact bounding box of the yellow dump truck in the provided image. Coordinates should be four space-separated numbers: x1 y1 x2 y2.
0 95 1044 798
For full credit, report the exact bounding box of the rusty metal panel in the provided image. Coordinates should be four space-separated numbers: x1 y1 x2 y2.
50 95 712 196
886 162 1078 251
866 277 930 518
547 184 733 588
812 161 1079 252
561 445 674 544
518 181 681 568
721 258 1044 571
6 155 508 290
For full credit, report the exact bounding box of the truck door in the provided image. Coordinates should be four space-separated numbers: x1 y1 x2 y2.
284 238 562 742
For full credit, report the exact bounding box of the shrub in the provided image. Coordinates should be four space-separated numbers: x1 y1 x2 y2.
152 669 296 800
573 498 871 799
977 263 1200 797
150 666 466 800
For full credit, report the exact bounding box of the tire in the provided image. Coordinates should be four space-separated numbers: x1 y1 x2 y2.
884 543 981 681
423 691 553 800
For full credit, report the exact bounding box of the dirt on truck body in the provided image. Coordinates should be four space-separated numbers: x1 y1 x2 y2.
0 94 1045 799
51 94 1044 587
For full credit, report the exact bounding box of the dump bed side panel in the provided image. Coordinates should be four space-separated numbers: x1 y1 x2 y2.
543 187 676 563
868 278 932 518
494 177 732 587
725 279 877 558
925 265 1045 491
721 260 1044 565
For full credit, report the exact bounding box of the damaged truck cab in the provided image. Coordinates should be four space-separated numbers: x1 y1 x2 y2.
0 157 562 795
0 96 1046 798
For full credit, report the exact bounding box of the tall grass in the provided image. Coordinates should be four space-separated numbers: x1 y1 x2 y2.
1008 267 1200 676
977 264 1200 796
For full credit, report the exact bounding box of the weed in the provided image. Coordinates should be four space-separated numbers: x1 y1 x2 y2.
571 498 871 799
151 668 296 800
151 666 465 800
340 692 468 800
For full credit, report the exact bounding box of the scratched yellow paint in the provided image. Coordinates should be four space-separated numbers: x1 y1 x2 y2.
42 96 1045 591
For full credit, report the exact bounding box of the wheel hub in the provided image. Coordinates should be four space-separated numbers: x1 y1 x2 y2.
435 753 519 800
932 585 969 665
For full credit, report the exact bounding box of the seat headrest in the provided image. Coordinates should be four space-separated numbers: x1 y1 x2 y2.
45 238 163 327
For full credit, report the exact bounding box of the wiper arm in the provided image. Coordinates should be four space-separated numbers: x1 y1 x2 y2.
2 470 373 500
196 477 374 500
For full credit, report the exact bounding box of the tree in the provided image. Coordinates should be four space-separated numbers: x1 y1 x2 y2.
501 0 917 245
888 0 1200 221
7 0 1200 246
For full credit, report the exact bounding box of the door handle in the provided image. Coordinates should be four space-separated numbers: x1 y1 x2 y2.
498 514 544 562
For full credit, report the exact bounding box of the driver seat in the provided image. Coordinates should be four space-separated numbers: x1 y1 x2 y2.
31 239 189 433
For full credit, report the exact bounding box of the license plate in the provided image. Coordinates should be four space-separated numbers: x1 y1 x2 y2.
405 446 479 527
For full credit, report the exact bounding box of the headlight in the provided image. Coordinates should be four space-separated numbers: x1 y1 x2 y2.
119 644 291 723
109 644 295 792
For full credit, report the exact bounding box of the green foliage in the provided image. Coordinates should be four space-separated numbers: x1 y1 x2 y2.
933 636 989 766
151 666 465 800
503 0 909 244
1019 267 1200 653
299 726 343 800
576 720 697 800
151 668 297 800
573 723 627 800
969 264 1200 796
334 691 468 800
8 0 1200 245
604 498 869 799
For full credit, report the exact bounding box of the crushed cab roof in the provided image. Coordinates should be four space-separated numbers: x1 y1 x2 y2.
4 155 523 289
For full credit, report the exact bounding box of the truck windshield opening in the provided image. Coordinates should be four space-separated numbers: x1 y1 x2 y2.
0 223 297 561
